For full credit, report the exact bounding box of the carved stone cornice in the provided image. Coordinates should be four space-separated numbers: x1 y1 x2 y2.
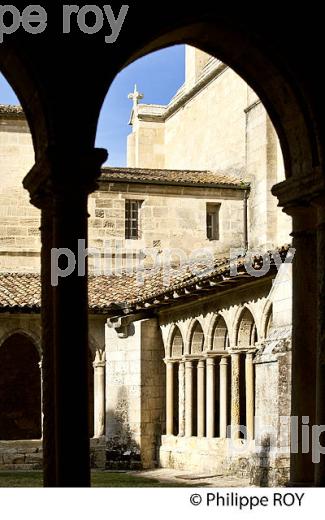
23 146 108 210
106 311 151 338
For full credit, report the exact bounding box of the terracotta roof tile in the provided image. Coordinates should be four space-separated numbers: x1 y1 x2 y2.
101 167 249 189
0 104 25 118
0 246 291 314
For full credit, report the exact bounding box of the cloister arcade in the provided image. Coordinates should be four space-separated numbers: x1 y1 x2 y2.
164 301 271 444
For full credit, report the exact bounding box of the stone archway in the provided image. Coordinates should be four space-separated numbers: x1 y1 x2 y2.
212 315 229 351
0 6 322 486
0 333 41 440
237 308 258 348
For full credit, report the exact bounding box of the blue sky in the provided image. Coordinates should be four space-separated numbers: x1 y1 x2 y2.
0 44 185 166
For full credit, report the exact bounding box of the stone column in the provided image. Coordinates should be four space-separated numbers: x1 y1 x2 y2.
245 352 254 440
178 361 185 436
315 201 325 485
38 360 43 438
231 352 240 440
219 356 228 438
166 361 174 435
185 360 193 437
206 357 215 438
286 206 317 485
197 360 205 437
93 350 106 438
273 179 319 485
23 147 107 487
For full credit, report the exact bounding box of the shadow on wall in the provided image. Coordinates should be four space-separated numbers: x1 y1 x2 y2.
254 434 271 487
106 386 142 470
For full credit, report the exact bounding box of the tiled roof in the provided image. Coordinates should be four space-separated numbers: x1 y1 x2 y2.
0 246 291 314
0 104 24 118
101 167 249 189
0 273 137 314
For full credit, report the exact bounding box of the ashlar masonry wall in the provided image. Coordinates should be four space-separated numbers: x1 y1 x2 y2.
105 317 165 469
88 182 246 273
0 113 39 272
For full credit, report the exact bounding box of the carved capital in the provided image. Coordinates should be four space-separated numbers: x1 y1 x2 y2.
23 146 108 210
271 168 324 211
93 349 106 368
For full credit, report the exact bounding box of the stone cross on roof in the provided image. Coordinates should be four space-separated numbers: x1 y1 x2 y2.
128 84 144 110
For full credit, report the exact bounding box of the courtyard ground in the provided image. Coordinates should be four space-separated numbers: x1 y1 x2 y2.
0 469 251 487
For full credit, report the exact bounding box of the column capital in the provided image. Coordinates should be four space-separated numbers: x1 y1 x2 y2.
93 350 106 368
23 146 108 209
271 169 324 211
163 358 177 365
206 350 229 358
228 348 241 355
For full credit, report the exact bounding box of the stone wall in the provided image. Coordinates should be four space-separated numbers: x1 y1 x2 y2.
128 53 247 174
249 263 292 485
0 314 41 353
0 115 39 272
127 48 292 252
0 439 106 471
245 88 291 249
0 110 247 275
88 183 246 272
164 66 247 174
105 317 165 469
0 440 43 470
160 436 256 478
127 120 165 169
0 313 107 470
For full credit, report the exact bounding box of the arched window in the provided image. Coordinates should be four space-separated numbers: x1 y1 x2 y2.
237 308 257 347
236 308 257 439
265 306 273 337
170 327 183 358
0 333 41 440
212 315 229 350
168 327 184 435
190 321 204 354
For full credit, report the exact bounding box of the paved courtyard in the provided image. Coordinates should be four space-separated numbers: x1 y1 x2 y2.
135 468 252 487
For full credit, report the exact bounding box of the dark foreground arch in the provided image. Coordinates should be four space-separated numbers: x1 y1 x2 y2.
0 5 323 486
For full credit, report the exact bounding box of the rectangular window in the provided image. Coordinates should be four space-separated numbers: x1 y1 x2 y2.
206 203 220 241
125 199 143 240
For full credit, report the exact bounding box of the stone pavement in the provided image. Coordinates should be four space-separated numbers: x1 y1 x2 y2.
132 468 252 487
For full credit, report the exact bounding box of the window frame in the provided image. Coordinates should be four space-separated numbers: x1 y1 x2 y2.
206 202 221 241
125 199 143 240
